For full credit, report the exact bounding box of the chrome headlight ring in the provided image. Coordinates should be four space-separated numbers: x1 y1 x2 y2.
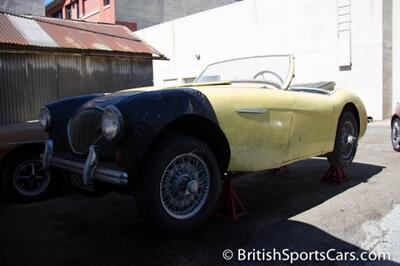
39 107 51 131
101 105 124 141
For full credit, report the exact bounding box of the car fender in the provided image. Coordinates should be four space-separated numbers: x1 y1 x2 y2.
114 88 224 174
331 88 368 138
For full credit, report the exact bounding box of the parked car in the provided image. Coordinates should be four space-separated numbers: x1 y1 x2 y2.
0 121 54 202
391 102 400 152
40 55 367 232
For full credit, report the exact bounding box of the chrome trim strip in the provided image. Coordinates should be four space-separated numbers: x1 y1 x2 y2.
82 145 98 186
1 140 45 146
236 108 268 114
67 106 104 155
43 139 53 170
50 156 128 186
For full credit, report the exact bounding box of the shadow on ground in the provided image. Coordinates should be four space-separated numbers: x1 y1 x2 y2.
0 158 394 266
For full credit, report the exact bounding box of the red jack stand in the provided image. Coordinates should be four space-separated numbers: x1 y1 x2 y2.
321 165 349 184
214 175 247 222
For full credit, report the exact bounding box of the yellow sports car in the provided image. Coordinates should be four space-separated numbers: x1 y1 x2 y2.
40 54 367 232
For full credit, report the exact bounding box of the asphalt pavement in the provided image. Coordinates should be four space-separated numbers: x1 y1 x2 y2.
0 121 399 266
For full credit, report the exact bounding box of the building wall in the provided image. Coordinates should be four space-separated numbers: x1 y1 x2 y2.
80 0 115 24
382 0 393 118
0 0 44 16
46 0 115 22
46 0 138 31
136 0 397 120
393 0 400 110
115 0 237 29
0 51 153 126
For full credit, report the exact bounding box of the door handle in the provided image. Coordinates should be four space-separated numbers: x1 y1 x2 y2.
236 108 268 114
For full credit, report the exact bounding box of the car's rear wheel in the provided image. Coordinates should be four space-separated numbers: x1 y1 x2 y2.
327 111 359 167
2 151 52 202
136 135 221 233
392 117 400 152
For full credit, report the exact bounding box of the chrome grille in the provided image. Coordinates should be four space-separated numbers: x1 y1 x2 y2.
68 108 103 154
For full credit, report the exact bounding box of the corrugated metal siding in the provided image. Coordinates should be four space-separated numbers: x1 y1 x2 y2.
0 52 153 126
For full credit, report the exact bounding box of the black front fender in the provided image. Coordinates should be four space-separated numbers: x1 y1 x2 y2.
115 88 220 174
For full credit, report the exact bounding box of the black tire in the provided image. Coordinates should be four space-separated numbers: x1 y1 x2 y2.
1 151 53 203
64 172 112 197
391 117 400 152
328 111 359 167
136 135 221 234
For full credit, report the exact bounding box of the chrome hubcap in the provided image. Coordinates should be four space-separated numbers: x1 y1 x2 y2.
392 121 400 149
13 160 50 197
340 121 357 159
160 153 210 219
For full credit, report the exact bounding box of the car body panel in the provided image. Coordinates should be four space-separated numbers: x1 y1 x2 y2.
113 88 222 172
0 121 48 160
284 90 335 163
393 102 400 121
42 59 367 178
89 83 367 172
176 84 366 171
193 85 295 171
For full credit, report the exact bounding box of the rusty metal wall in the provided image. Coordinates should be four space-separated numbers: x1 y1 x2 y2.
0 51 153 126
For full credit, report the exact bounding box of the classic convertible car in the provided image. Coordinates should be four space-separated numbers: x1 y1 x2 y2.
40 55 367 232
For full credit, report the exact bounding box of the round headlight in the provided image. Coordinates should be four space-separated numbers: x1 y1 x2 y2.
101 105 124 140
39 107 51 131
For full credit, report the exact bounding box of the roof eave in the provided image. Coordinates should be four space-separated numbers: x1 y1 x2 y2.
0 44 169 60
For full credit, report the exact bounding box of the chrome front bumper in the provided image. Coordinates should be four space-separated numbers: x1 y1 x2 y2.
43 140 128 187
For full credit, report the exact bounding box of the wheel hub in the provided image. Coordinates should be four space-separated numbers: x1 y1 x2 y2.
13 160 50 197
347 135 356 144
340 121 357 159
187 180 199 194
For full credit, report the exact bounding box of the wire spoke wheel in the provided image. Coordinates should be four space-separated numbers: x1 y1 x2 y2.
160 153 210 220
12 159 50 197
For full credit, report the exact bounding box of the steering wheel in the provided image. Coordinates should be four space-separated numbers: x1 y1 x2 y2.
253 70 284 85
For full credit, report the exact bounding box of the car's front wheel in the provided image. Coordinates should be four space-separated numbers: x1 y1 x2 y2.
392 117 400 152
137 136 221 233
327 111 359 167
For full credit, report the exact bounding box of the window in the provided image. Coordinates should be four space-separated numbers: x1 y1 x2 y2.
183 77 196 84
76 1 80 18
82 0 86 15
65 5 72 19
53 10 62 18
103 0 110 6
337 0 352 70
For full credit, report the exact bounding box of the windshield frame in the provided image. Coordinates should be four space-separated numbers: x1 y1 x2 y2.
194 54 295 90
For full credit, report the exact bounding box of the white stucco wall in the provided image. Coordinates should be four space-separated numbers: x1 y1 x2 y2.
137 0 387 119
393 0 400 111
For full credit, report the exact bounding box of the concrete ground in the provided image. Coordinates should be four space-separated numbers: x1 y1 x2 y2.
0 121 399 266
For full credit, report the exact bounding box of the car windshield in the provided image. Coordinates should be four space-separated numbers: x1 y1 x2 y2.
195 55 293 89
